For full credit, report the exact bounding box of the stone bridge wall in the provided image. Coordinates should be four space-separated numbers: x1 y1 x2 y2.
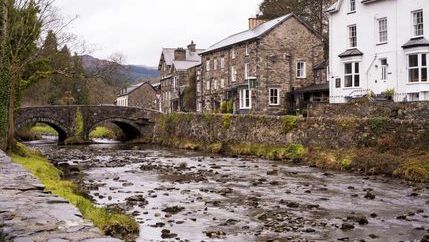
153 113 429 150
16 106 160 143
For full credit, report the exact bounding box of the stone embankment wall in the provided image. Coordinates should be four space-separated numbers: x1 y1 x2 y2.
308 101 429 119
153 113 429 150
0 151 121 242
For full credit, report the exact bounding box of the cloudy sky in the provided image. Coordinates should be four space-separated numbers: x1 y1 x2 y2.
55 0 262 67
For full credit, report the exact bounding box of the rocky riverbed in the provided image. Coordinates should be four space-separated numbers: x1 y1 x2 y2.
37 143 429 242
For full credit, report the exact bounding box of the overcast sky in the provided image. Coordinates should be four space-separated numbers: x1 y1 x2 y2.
55 0 262 67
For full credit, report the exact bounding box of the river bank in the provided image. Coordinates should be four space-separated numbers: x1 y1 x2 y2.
0 149 124 242
39 143 429 242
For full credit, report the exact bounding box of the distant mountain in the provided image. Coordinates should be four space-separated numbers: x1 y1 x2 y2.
80 55 159 86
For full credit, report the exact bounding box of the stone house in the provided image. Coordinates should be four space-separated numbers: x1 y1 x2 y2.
157 41 204 113
196 13 326 115
327 0 429 103
116 82 159 110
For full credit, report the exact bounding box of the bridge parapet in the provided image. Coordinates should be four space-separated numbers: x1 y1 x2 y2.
16 105 160 144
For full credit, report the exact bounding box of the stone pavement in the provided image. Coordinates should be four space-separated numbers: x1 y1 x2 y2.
0 151 121 242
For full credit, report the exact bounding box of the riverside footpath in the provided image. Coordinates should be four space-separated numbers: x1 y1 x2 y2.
0 151 121 242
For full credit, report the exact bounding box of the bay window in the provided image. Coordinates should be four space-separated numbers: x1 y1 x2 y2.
344 62 360 87
408 53 428 83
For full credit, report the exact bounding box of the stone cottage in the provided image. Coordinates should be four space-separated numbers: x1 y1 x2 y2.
196 13 326 115
116 82 159 110
158 41 204 113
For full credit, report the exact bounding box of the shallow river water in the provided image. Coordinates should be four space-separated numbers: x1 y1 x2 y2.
32 142 429 242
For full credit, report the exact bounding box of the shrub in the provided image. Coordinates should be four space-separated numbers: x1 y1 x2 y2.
368 117 388 133
282 116 298 134
220 101 227 114
222 115 232 130
227 100 233 114
394 160 429 183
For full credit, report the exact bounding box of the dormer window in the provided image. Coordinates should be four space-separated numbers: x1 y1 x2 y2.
349 0 356 13
412 10 424 38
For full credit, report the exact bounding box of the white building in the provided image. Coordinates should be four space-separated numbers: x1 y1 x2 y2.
327 0 429 103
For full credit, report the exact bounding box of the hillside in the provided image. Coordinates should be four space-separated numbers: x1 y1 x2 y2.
81 55 159 86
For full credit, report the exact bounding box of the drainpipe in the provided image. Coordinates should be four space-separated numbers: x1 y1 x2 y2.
366 54 378 96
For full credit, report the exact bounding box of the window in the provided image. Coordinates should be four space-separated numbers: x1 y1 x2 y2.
206 59 210 71
213 79 218 90
239 88 251 109
197 83 201 93
220 79 225 88
206 80 210 91
344 62 360 87
245 44 250 56
231 66 237 82
231 48 236 59
348 25 357 48
408 53 428 83
412 10 424 37
378 18 388 43
269 88 280 105
335 78 341 88
296 61 306 78
349 0 356 12
214 59 218 70
380 59 388 81
220 57 225 69
245 63 250 79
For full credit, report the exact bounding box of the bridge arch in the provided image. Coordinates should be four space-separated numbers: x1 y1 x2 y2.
15 117 70 144
86 118 145 141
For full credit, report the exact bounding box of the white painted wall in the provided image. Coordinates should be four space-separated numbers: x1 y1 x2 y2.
116 96 129 107
328 0 429 103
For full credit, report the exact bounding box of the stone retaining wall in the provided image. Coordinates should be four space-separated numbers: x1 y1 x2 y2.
153 113 429 150
308 101 429 119
0 151 121 242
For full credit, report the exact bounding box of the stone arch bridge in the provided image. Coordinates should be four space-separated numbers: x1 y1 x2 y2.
16 106 161 144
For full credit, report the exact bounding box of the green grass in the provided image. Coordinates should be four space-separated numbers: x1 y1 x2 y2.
89 127 116 139
31 124 58 136
10 143 139 238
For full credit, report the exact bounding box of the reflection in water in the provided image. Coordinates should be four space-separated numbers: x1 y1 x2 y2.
35 142 429 242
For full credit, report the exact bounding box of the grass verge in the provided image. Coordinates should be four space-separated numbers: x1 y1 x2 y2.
10 143 139 238
89 127 116 140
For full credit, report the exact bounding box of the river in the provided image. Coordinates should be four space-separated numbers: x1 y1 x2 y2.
28 141 429 242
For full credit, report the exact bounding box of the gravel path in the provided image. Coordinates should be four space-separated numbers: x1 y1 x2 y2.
0 151 121 242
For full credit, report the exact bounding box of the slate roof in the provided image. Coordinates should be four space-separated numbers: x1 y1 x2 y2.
338 48 364 58
118 82 156 97
200 14 294 55
161 48 204 66
313 60 328 70
173 60 201 71
293 83 329 93
402 37 429 49
327 0 385 13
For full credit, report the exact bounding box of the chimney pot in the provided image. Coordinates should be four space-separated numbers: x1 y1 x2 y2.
187 41 196 52
174 48 186 61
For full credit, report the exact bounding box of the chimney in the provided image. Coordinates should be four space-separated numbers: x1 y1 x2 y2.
187 41 196 52
248 14 267 29
174 48 186 61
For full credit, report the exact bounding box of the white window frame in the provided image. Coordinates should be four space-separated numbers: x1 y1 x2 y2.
269 88 280 106
220 57 225 69
349 0 356 13
196 82 201 93
206 59 210 71
245 63 250 79
213 79 218 90
245 44 250 56
220 79 225 88
407 53 428 83
214 59 218 70
344 62 360 88
378 18 388 44
173 76 177 91
231 66 237 82
348 25 357 48
239 88 251 109
296 61 306 78
231 48 236 59
380 58 388 81
412 10 424 38
206 80 210 91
